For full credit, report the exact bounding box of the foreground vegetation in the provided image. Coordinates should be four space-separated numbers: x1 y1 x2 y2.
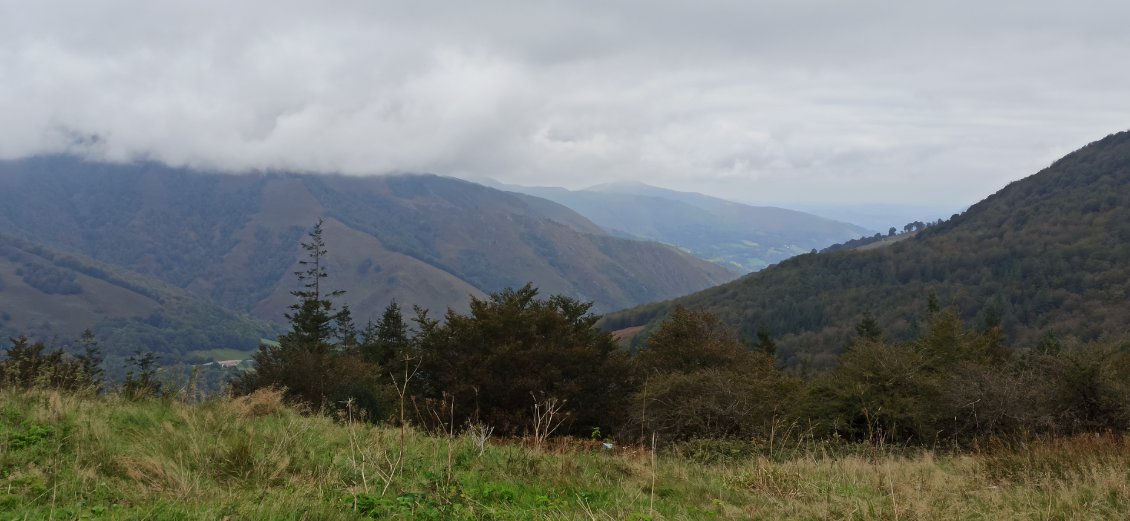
3 387 1129 520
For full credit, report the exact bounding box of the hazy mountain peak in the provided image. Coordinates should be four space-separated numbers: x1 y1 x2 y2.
583 180 657 193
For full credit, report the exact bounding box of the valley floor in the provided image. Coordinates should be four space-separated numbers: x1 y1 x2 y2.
2 388 1127 520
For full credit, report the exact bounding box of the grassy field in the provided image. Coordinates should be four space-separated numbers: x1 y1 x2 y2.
186 348 255 362
2 388 1128 520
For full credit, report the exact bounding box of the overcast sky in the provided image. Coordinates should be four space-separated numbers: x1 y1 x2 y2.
2 1 1128 209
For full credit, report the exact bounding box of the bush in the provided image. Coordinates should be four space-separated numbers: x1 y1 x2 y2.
629 306 797 442
0 336 101 391
804 341 940 444
1039 345 1130 432
413 284 632 436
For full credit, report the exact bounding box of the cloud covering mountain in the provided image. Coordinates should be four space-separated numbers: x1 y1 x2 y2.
2 1 1129 206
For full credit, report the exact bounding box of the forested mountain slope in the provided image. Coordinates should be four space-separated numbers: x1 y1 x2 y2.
507 181 869 272
0 233 273 358
0 157 735 335
603 131 1130 367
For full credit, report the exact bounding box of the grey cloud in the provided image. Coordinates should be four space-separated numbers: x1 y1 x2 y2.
1 0 1129 207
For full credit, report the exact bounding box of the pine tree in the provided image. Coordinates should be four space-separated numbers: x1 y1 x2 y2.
232 219 379 412
284 218 345 349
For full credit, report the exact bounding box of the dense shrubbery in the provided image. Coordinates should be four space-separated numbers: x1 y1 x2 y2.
0 329 105 392
9 289 1128 451
630 306 796 442
804 306 1130 445
411 283 632 436
0 336 99 391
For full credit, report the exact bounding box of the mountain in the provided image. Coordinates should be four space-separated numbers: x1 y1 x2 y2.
0 156 735 352
0 232 274 360
602 131 1130 367
504 181 870 272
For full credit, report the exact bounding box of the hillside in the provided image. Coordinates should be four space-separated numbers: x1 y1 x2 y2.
0 157 735 338
506 181 870 272
603 131 1130 366
0 233 273 359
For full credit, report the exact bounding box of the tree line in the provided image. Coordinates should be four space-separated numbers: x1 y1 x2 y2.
5 220 1129 447
225 221 1130 445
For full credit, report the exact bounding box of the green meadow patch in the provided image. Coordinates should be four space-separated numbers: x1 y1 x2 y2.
187 348 255 362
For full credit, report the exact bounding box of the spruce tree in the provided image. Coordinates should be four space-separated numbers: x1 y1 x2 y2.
362 300 409 367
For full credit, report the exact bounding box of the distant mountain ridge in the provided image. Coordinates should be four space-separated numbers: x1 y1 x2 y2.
0 156 736 358
502 181 870 272
602 131 1130 367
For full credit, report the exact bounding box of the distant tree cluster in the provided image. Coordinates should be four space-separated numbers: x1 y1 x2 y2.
820 233 887 253
822 218 953 254
16 262 82 295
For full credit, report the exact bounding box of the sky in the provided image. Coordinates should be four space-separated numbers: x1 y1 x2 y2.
2 1 1129 211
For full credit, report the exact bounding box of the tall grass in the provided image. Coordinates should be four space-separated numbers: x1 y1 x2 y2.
2 388 1128 519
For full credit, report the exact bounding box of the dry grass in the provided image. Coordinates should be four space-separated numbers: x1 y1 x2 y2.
2 388 1129 519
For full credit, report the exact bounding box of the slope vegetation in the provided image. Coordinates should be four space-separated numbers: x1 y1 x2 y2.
603 131 1130 366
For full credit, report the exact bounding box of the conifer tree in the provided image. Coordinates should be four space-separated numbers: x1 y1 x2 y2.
755 325 777 357
75 329 104 391
362 300 409 367
233 219 379 414
284 218 345 350
853 312 883 344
